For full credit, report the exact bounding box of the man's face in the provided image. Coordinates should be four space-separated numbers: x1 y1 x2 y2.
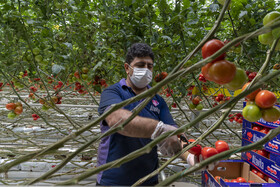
125 57 154 76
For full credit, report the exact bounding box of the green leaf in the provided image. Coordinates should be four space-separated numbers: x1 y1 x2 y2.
182 0 190 10
92 61 102 72
161 35 172 43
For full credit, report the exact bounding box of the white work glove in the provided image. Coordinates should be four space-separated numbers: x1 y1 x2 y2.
151 121 182 157
187 153 219 171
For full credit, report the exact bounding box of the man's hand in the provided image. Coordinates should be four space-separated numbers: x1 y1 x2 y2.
151 121 181 157
186 151 219 171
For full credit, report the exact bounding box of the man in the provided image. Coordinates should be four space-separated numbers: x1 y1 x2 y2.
96 43 195 186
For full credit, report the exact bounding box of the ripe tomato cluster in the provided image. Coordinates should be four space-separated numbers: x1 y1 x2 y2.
154 72 168 82
198 73 207 82
53 81 64 90
189 96 203 110
251 168 269 182
6 102 23 119
242 84 280 122
215 176 251 183
201 39 248 90
187 140 229 159
32 114 40 121
201 39 235 85
214 93 230 104
228 113 243 124
252 124 270 134
246 71 257 82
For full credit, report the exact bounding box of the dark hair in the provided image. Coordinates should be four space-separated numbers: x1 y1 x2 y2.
125 43 154 64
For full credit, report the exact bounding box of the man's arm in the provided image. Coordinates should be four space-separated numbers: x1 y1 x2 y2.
105 108 158 138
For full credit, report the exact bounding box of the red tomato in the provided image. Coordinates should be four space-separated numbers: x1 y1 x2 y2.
201 62 214 81
207 60 236 85
257 172 264 179
252 126 261 131
224 179 229 182
215 140 229 153
192 96 201 105
259 127 270 134
257 149 269 158
6 103 16 111
202 39 226 62
231 179 238 183
262 106 280 122
201 147 218 159
255 90 277 109
236 177 246 183
188 139 202 155
251 169 258 174
264 175 269 182
242 83 261 100
248 180 254 183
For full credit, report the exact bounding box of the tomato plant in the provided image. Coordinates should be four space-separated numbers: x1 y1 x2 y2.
261 106 280 122
207 60 236 85
215 140 229 153
202 39 226 62
201 147 218 159
255 90 277 109
224 68 248 91
242 104 262 122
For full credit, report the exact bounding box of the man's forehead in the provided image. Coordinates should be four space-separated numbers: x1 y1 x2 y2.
132 57 153 63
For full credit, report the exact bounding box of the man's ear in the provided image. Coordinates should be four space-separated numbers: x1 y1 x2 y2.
124 63 129 75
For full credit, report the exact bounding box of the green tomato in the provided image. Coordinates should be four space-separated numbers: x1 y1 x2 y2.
189 103 196 110
33 48 40 55
262 106 280 122
263 11 280 26
242 104 262 122
272 28 280 39
224 68 248 91
7 111 17 119
42 104 50 111
217 0 226 5
35 55 43 63
139 8 147 16
19 72 24 76
258 32 274 45
81 74 88 81
196 104 203 110
82 67 89 74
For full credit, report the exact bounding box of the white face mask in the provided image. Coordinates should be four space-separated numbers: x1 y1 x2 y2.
128 65 153 89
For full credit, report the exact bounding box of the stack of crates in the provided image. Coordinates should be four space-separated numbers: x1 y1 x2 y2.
201 103 280 186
